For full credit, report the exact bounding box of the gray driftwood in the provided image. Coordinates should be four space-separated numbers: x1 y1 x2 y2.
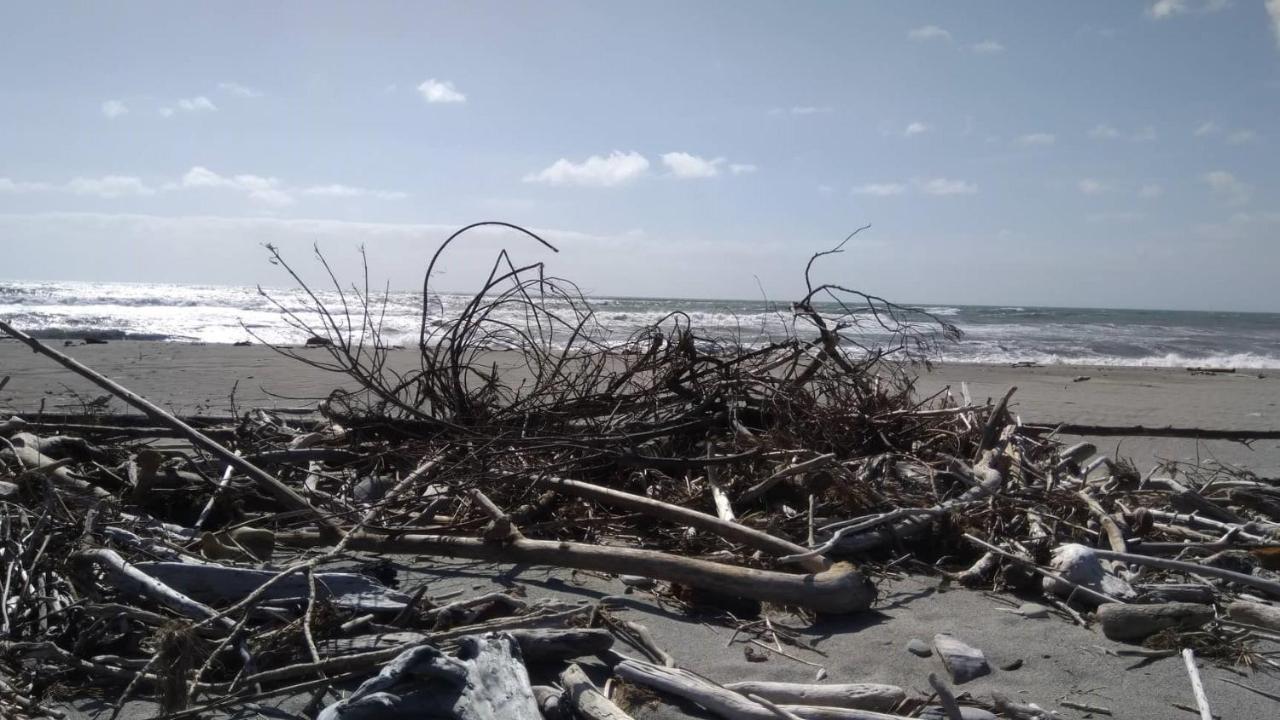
723 681 905 712
130 561 411 613
561 663 635 720
317 633 541 720
1097 602 1214 642
280 530 877 614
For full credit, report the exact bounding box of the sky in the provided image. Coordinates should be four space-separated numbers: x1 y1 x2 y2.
1 0 1279 311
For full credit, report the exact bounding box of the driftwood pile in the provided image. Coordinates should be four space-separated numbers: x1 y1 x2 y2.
2 224 1279 718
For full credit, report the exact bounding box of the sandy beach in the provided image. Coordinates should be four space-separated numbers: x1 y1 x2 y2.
4 339 1277 474
3 338 1279 718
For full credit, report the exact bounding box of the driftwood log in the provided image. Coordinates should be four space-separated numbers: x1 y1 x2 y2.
280 530 876 614
316 634 541 720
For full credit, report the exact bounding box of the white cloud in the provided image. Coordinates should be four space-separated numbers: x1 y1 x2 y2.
728 163 757 175
1139 183 1164 198
1269 0 1280 48
301 184 409 200
1089 124 1121 139
161 96 217 116
177 96 217 112
908 25 952 42
66 175 155 198
218 82 263 98
181 166 293 206
1148 0 1190 18
661 152 723 179
971 40 1005 54
903 121 929 137
1226 129 1257 144
1015 133 1056 146
417 78 466 104
1194 121 1220 137
523 151 650 187
1078 178 1107 194
851 183 907 197
101 100 128 119
1132 126 1158 142
1204 170 1252 205
918 178 977 195
0 178 54 193
1147 0 1228 18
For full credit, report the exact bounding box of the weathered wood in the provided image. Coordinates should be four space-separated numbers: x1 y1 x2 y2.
1226 600 1280 632
131 562 412 612
723 682 905 712
615 659 914 720
532 473 828 572
0 320 340 538
279 530 875 614
561 663 635 720
1097 602 1214 642
70 549 232 629
317 634 541 720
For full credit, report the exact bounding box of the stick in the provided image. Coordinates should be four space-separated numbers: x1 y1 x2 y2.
1090 547 1280 599
279 530 875 614
531 473 828 572
1181 648 1212 720
0 320 340 539
927 673 963 720
561 663 635 720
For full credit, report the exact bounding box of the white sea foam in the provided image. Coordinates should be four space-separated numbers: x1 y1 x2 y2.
3 280 1280 368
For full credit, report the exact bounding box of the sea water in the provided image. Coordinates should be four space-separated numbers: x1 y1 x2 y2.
2 280 1278 368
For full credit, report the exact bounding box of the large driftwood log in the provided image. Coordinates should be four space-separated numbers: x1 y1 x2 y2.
1226 600 1280 631
2 441 113 501
0 320 339 538
615 659 914 720
317 634 541 720
532 474 828 572
70 549 232 630
130 562 413 613
279 530 876 614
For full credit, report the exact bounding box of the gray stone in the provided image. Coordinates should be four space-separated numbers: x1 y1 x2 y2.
906 638 933 657
1017 602 1050 619
932 634 991 684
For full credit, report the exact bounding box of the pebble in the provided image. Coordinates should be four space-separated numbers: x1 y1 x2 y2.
932 634 991 684
906 638 933 657
1018 602 1050 619
999 658 1024 671
619 575 656 589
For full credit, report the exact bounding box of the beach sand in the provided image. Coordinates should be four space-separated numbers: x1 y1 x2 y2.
3 339 1279 717
4 339 1277 474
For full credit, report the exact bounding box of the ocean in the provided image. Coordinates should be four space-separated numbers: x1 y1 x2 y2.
2 280 1279 368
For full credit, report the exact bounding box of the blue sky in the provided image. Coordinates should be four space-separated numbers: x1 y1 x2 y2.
1 1 1278 311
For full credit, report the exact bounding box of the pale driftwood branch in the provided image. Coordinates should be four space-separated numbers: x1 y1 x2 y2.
615 658 914 720
1181 648 1212 720
70 549 232 629
723 682 905 712
561 663 635 720
0 319 340 539
1090 547 1280 599
280 530 875 614
530 474 829 572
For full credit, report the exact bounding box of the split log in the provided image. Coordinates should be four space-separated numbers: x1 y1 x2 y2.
0 320 340 539
279 530 875 614
561 663 635 720
316 634 541 720
723 681 905 712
